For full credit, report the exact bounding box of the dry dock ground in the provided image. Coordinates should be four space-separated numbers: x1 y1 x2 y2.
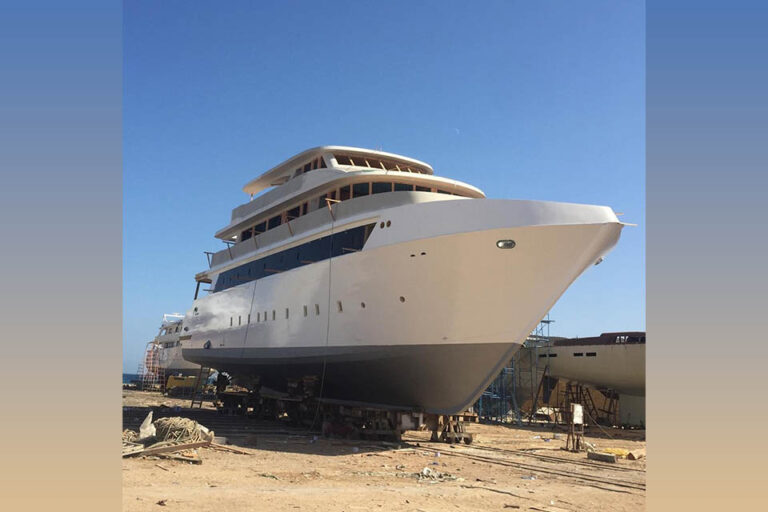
123 390 645 512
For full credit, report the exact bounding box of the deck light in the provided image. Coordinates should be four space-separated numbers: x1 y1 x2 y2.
496 240 516 249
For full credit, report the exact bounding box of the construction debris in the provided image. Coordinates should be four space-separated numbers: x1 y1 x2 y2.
627 449 646 461
122 415 214 462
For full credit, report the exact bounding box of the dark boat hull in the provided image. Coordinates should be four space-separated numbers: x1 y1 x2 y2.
184 342 520 414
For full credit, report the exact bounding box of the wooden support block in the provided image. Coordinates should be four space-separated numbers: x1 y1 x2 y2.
628 449 646 460
587 451 618 463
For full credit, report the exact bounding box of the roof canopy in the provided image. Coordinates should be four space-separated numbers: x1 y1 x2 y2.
242 146 434 195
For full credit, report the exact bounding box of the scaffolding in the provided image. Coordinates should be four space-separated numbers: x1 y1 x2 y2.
475 316 555 424
475 364 521 425
137 341 164 391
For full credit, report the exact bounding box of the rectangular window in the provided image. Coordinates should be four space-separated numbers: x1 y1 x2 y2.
272 310 276 321
268 215 282 230
339 185 351 201
303 305 308 317
241 228 253 241
301 202 308 215
318 156 326 168
257 312 260 322
285 308 289 319
586 352 597 357
230 317 233 327
286 206 301 220
238 316 241 325
254 221 267 234
394 182 413 192
337 301 343 313
303 162 311 173
248 314 251 323
263 311 267 322
353 182 370 197
335 154 352 165
573 352 583 357
437 189 452 194
372 182 392 194
315 304 320 316
415 185 430 192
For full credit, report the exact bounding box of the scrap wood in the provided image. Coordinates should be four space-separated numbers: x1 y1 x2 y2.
627 449 646 461
207 442 249 454
154 464 170 472
122 442 146 457
157 451 202 464
136 440 211 457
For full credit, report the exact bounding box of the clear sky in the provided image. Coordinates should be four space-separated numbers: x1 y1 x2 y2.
123 1 645 372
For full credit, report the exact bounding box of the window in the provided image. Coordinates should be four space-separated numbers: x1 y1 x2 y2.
337 301 343 313
263 311 267 322
336 155 353 165
253 221 267 234
238 316 241 325
286 206 301 220
318 156 326 168
315 304 320 315
230 317 233 327
272 310 276 320
268 214 282 230
353 182 369 197
248 314 251 323
339 185 351 201
303 305 308 317
257 312 260 322
372 182 392 194
301 202 308 215
415 185 430 192
241 228 253 241
303 162 311 173
285 308 289 319
394 182 413 192
586 352 597 357
437 189 452 194
573 352 584 357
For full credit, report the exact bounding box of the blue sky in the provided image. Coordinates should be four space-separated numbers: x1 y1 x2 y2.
124 1 645 371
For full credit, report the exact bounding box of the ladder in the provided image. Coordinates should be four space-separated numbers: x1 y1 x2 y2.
190 365 212 408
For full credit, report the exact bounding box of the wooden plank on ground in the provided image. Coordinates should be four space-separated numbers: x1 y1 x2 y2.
587 451 618 463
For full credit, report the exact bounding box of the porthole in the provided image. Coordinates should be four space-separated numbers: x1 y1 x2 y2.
380 221 385 229
399 296 406 303
361 302 366 308
386 220 391 227
496 240 516 249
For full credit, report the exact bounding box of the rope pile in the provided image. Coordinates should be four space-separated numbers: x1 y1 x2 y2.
153 417 213 443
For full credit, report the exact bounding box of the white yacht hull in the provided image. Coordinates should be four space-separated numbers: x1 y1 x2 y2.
158 344 200 377
183 199 623 413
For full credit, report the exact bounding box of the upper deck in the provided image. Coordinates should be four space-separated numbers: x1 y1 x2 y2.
242 146 434 196
215 146 484 241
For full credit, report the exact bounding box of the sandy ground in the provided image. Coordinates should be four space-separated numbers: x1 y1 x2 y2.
123 390 645 512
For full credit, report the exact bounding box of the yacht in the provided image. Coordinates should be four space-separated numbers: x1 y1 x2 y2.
153 314 200 377
181 146 626 414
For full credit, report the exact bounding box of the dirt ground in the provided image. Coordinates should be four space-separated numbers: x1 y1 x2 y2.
123 390 645 512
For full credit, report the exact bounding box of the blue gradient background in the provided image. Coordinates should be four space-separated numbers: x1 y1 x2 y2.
648 0 768 509
0 0 121 509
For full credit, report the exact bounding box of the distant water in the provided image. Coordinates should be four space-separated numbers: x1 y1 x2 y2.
123 373 141 384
